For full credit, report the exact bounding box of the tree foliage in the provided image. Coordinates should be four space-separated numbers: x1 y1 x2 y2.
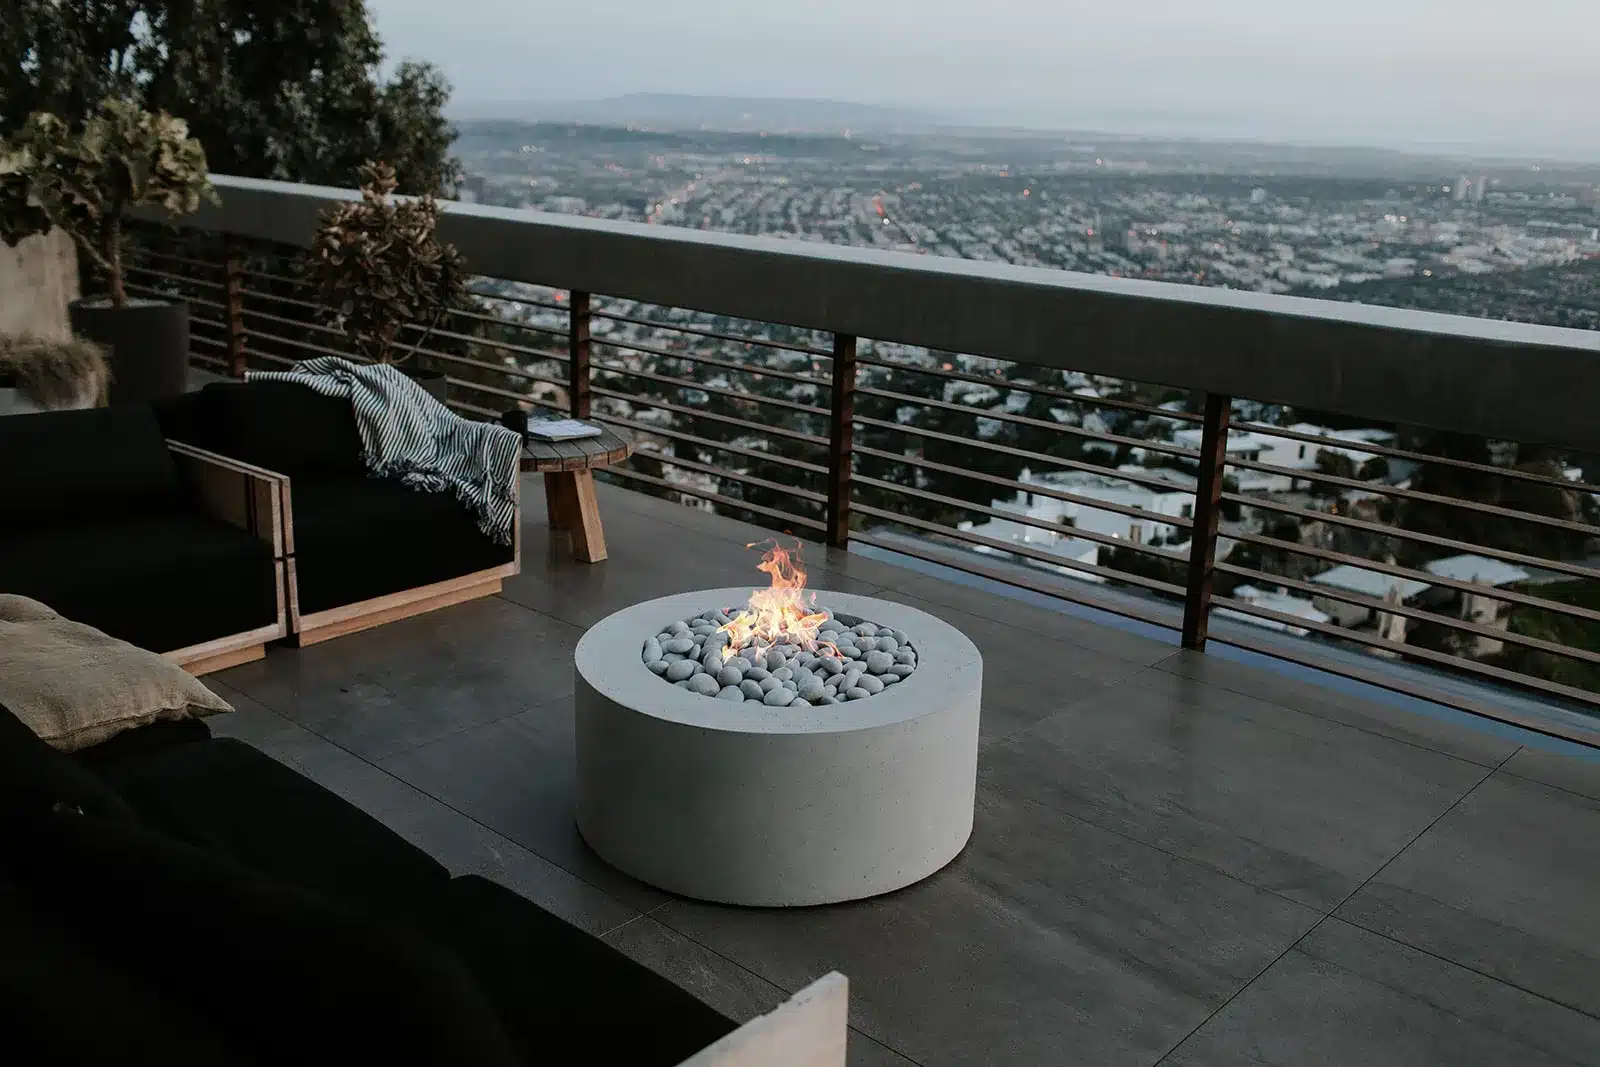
1 0 459 195
1 98 213 305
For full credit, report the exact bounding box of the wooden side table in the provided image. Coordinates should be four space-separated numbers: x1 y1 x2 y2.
519 426 633 563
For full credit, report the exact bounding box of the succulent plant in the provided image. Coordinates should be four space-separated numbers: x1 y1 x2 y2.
0 98 215 308
304 160 467 365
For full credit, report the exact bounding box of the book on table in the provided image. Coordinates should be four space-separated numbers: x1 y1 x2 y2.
524 418 603 441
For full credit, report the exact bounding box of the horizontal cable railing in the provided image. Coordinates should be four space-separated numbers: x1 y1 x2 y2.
123 176 1600 746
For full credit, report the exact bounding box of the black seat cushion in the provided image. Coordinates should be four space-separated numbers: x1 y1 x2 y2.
0 700 136 825
2 803 520 1067
0 513 278 654
423 875 738 1064
291 477 514 615
99 737 451 920
0 875 252 1066
197 380 367 479
73 717 214 776
0 405 180 531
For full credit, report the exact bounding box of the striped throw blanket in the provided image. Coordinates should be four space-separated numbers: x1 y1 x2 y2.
248 357 522 546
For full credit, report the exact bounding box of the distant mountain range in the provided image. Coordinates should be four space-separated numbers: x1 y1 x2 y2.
449 93 940 134
448 94 1600 177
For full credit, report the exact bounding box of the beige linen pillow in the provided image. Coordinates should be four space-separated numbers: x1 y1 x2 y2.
0 595 233 752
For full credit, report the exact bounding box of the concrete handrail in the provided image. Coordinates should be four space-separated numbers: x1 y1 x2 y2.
174 173 1600 453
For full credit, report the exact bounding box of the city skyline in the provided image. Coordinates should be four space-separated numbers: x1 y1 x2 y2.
369 0 1600 161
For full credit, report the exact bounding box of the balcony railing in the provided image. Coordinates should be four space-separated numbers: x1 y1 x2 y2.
129 174 1600 747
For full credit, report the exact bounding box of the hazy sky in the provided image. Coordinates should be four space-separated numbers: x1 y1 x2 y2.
369 0 1600 158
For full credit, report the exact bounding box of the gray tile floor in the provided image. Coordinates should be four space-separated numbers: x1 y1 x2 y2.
210 477 1600 1067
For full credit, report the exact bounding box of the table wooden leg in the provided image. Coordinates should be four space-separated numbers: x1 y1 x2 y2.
544 472 571 533
568 470 608 563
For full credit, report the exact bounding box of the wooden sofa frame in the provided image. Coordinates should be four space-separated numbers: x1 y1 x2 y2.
161 441 289 675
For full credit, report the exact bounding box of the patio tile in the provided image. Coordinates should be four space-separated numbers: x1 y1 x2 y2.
208 688 640 937
982 666 1491 910
1336 772 1600 1017
888 592 1156 743
500 521 887 630
217 595 580 760
892 570 1178 668
653 784 1319 1067
602 916 789 1021
1152 649 1521 767
599 917 921 1066
1499 742 1600 802
1160 918 1600 1067
378 699 672 912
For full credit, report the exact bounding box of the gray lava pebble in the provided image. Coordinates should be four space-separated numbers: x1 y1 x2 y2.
646 607 919 704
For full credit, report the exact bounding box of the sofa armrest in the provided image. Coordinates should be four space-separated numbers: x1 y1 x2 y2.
673 973 847 1067
166 440 289 559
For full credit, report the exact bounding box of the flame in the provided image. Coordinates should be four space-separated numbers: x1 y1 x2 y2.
718 541 831 658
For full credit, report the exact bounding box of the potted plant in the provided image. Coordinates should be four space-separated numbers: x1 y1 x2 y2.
0 99 215 404
304 160 466 401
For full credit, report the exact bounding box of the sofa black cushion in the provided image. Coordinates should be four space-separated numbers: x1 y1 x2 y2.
73 717 213 776
0 405 180 531
99 737 451 919
0 876 251 1067
0 706 739 1064
291 477 514 614
200 380 367 479
1 801 520 1067
0 697 136 824
0 512 278 653
425 875 738 1065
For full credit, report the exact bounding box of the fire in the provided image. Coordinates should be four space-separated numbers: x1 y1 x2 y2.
718 541 832 658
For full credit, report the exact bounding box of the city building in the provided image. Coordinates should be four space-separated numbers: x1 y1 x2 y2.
1419 554 1532 655
1217 584 1331 637
1309 564 1431 639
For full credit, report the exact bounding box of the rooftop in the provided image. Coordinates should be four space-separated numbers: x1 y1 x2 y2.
1309 564 1433 601
203 476 1600 1067
1424 553 1535 588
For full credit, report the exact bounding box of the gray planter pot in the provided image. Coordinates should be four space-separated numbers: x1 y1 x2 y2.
69 296 189 405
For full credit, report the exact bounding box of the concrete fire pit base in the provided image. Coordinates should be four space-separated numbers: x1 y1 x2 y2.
574 589 982 906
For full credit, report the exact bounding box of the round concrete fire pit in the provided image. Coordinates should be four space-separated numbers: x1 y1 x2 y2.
574 588 982 906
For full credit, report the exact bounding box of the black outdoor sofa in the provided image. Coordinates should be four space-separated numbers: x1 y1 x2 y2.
0 700 736 1065
0 403 286 673
156 380 519 647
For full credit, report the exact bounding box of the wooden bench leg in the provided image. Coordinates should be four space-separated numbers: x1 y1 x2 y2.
544 472 572 533
568 470 608 563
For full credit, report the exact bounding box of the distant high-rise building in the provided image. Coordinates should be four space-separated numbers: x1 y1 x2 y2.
1453 175 1470 202
1101 216 1134 253
1472 176 1488 203
1250 187 1268 204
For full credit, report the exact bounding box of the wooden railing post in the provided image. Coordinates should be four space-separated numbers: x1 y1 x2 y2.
569 290 591 418
1181 392 1231 650
826 333 857 548
225 242 246 377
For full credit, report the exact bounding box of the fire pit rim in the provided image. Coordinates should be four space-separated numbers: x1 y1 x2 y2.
575 587 980 735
